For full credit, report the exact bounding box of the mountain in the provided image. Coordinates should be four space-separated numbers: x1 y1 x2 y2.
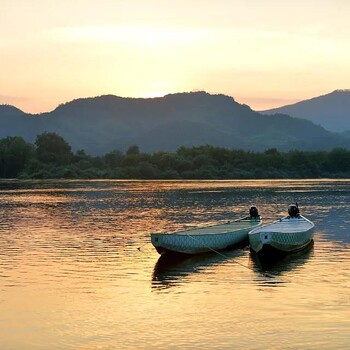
261 90 350 132
0 92 348 154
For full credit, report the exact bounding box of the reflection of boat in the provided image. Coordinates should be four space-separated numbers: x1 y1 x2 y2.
250 240 314 278
151 207 262 255
152 249 245 290
249 204 314 257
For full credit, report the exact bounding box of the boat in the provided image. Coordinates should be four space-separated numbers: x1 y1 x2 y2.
151 206 262 255
249 204 314 257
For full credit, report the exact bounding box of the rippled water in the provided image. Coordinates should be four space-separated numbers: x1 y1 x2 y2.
0 180 349 349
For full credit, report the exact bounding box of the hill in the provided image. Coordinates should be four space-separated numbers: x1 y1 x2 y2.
261 90 350 132
0 91 348 154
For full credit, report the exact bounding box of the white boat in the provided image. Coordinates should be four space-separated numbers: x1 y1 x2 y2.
249 204 314 256
151 207 262 255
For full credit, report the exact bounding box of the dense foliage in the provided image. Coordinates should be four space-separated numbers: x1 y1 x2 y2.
1 132 350 179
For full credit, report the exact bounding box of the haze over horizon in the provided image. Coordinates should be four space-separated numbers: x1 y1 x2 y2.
1 0 350 113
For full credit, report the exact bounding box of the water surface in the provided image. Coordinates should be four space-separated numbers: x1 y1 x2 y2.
0 180 349 349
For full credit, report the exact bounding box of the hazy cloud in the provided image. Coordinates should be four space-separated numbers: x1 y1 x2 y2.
0 95 28 106
236 96 301 111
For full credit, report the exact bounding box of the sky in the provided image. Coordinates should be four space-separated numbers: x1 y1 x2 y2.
1 0 350 113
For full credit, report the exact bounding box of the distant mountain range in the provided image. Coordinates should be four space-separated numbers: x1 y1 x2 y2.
0 91 349 154
262 90 350 132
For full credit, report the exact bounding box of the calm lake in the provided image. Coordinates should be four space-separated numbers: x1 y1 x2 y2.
0 179 349 349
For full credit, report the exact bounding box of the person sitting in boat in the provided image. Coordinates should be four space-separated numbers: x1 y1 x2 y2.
288 204 300 218
249 206 260 220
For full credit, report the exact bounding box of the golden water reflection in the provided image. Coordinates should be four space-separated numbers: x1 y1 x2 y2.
0 180 350 349
152 249 247 291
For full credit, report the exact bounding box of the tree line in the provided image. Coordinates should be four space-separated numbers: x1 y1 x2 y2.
1 132 350 179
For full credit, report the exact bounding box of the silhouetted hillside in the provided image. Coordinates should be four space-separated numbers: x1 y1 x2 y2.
0 105 46 140
262 90 350 132
0 91 348 154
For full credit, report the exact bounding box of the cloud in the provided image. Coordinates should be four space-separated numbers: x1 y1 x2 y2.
51 25 209 47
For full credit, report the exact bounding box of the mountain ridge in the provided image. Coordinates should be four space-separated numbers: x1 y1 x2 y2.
0 91 348 154
261 90 350 132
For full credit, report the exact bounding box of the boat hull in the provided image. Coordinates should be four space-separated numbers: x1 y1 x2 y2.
151 218 261 255
249 215 314 256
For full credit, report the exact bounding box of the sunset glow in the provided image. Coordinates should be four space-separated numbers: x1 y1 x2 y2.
1 0 350 113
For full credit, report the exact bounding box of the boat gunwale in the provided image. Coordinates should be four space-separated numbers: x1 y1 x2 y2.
248 215 314 236
151 217 262 237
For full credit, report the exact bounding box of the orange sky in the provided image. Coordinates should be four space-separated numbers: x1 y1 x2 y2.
1 0 350 113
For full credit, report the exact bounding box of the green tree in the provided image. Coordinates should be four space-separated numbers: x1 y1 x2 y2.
104 150 124 168
35 132 73 165
0 136 34 178
327 148 350 172
126 144 140 155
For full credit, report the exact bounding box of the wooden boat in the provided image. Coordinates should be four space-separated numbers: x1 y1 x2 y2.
151 207 262 255
249 204 314 256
